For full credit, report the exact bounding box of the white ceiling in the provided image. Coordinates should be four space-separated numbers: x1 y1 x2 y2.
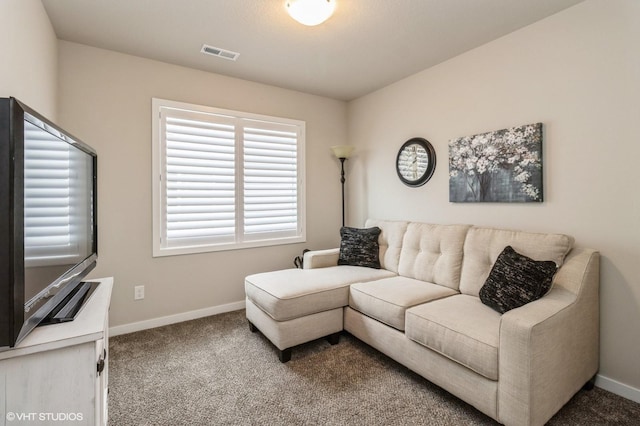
41 0 584 101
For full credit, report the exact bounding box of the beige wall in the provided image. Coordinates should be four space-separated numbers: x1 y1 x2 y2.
347 0 640 394
0 0 57 119
57 41 347 328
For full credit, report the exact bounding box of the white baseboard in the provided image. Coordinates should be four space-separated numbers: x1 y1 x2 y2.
109 300 246 337
596 374 640 404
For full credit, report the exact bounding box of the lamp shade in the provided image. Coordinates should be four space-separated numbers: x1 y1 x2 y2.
285 0 336 26
331 145 354 159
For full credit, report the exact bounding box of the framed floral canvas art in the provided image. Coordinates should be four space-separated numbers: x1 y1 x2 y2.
449 123 543 202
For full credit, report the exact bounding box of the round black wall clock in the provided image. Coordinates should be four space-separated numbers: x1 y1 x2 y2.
396 137 436 187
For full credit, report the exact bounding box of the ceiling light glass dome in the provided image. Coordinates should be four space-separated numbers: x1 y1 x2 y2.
285 0 336 26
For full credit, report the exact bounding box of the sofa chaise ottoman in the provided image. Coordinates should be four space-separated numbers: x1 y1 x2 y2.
245 265 395 362
244 219 599 426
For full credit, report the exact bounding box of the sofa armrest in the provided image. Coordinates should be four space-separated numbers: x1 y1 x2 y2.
498 249 599 426
303 248 339 269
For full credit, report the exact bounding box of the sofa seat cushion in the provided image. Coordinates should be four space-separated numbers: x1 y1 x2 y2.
405 295 502 380
349 277 458 331
245 266 396 321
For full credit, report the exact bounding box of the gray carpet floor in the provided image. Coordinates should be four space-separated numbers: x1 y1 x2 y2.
108 310 640 425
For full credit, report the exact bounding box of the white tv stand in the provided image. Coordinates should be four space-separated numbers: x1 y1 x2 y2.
0 277 113 426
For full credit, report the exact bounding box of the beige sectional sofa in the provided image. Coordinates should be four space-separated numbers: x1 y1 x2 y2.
244 219 600 426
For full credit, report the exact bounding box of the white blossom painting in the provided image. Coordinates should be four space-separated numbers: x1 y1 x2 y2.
449 123 543 202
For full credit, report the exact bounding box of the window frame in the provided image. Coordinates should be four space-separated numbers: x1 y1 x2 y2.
152 98 306 257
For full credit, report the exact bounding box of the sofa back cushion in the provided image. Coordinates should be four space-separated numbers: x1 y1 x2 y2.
397 223 471 290
365 219 408 273
459 226 574 297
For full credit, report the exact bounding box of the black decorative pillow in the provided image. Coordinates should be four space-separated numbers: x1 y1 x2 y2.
479 246 558 314
338 226 382 269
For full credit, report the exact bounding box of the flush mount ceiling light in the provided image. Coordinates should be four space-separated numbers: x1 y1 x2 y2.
285 0 336 26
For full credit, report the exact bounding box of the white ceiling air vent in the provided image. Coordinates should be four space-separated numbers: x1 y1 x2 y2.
200 44 240 61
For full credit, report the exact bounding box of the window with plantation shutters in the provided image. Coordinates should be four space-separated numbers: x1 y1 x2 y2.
243 123 299 237
152 99 305 256
163 112 236 248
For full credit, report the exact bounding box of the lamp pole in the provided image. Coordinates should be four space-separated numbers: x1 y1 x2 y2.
330 145 354 229
339 157 346 228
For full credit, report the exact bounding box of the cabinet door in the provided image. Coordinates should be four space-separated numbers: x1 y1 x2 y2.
95 338 108 426
4 343 96 425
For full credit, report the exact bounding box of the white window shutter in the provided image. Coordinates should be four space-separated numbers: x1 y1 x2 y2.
153 99 305 256
163 112 236 248
243 123 299 239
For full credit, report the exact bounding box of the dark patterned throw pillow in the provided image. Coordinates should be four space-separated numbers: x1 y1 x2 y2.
479 245 558 314
338 226 382 269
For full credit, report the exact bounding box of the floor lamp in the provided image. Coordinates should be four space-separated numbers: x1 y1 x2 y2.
331 145 355 227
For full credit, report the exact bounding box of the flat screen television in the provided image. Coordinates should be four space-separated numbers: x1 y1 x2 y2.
0 97 98 349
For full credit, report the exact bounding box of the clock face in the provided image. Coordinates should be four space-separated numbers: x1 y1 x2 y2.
396 138 436 187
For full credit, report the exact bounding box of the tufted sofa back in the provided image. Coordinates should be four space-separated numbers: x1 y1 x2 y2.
364 220 575 295
397 223 471 290
458 226 574 297
364 219 408 273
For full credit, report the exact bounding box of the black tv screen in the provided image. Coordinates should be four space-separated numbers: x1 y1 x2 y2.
0 97 97 348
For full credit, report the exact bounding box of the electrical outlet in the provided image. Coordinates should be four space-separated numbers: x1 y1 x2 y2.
134 285 145 300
